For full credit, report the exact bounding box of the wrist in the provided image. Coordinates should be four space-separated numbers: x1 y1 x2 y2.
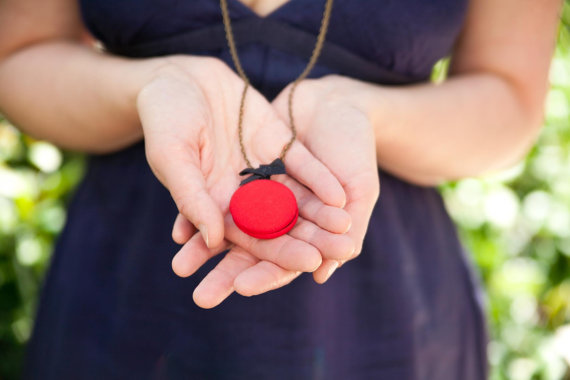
83 52 172 148
99 54 206 143
112 55 175 123
314 74 391 139
315 75 384 122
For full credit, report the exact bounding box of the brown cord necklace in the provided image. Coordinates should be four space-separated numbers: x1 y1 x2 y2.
222 0 334 239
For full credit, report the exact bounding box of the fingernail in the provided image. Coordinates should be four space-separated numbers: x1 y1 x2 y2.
324 261 339 282
199 224 209 248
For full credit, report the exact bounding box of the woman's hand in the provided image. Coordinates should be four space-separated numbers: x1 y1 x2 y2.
137 56 355 306
178 75 381 308
271 76 381 283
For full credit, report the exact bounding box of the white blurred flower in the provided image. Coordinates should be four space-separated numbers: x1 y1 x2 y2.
553 325 570 365
549 58 570 87
28 141 62 173
0 166 37 198
484 186 519 229
537 336 569 380
510 296 538 325
546 89 570 119
508 357 537 380
442 179 486 228
488 340 507 366
493 258 545 296
522 191 551 227
456 178 485 205
16 235 43 266
531 145 564 182
546 203 570 238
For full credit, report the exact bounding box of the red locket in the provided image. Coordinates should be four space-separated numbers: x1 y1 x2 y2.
229 160 298 239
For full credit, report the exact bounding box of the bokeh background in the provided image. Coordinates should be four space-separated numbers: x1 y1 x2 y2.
2 8 570 380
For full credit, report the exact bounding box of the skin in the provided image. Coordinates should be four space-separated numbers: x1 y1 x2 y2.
0 0 562 308
238 0 290 16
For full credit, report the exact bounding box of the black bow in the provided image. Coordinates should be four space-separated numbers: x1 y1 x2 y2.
239 158 287 186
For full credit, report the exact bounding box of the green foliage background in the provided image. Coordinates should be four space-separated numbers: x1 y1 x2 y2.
2 13 570 380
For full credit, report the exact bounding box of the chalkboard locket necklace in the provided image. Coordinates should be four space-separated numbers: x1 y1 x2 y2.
221 0 334 239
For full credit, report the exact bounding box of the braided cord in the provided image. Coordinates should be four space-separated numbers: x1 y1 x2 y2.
220 0 334 168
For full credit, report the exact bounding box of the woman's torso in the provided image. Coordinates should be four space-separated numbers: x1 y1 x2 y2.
25 1 489 379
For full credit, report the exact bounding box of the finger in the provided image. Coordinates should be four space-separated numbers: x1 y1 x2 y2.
283 141 346 208
193 246 259 309
225 214 322 272
280 177 352 234
343 177 380 260
165 161 225 249
313 175 380 283
343 202 373 261
171 232 231 277
172 212 195 245
313 259 340 284
234 261 302 297
288 217 355 261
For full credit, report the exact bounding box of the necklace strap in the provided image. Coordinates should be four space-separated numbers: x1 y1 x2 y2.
220 0 334 168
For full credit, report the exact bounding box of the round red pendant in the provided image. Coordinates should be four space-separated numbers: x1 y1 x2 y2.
229 179 298 239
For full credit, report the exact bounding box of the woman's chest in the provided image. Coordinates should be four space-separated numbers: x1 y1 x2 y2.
80 0 469 78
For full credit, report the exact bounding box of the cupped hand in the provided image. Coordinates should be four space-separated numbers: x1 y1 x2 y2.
137 57 355 304
232 75 378 289
274 76 381 283
173 74 381 308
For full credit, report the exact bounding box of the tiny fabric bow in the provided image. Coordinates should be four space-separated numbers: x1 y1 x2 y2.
239 158 287 186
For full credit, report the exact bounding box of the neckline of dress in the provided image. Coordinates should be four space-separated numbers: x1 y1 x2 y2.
227 0 296 19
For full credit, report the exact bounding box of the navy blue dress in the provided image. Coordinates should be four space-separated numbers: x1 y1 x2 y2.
25 1 489 379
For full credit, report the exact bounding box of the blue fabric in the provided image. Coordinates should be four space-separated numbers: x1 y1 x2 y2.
25 1 489 379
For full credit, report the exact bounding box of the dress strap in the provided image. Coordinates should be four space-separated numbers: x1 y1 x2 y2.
104 18 414 85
